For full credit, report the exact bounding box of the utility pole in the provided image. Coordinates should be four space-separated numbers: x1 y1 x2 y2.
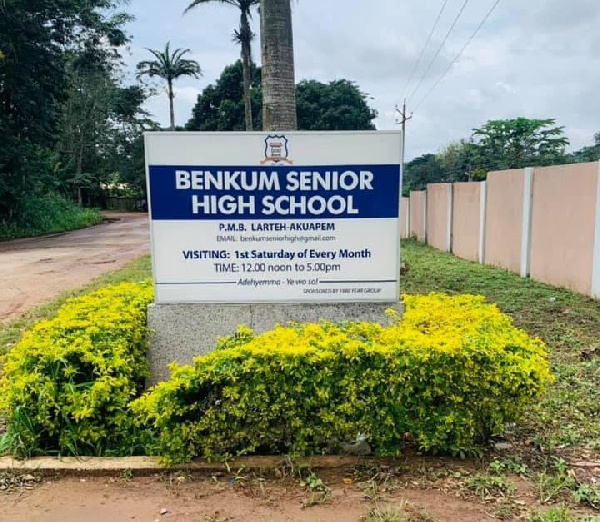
395 99 412 168
395 99 413 193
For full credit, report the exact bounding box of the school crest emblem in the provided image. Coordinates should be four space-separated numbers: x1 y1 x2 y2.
261 134 293 165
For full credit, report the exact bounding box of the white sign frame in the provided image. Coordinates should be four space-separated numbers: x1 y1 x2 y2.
145 131 403 304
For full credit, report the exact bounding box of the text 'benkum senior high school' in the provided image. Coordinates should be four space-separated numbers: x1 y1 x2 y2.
174 169 376 216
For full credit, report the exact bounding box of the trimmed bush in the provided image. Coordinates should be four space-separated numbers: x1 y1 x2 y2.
133 294 553 463
0 282 153 457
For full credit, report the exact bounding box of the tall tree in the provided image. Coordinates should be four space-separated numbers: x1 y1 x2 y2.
472 118 568 170
403 154 446 195
136 42 202 130
186 61 262 131
185 0 259 131
296 80 376 131
186 62 377 132
58 54 152 204
0 0 130 221
260 0 297 131
436 140 486 182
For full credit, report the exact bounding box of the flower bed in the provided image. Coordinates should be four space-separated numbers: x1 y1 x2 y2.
1 287 552 461
133 294 553 463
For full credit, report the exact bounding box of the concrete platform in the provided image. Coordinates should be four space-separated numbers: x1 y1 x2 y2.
147 301 403 385
0 455 401 476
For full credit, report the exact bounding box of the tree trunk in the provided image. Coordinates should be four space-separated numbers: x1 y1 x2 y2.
241 11 253 131
168 79 175 131
260 0 297 131
76 132 84 206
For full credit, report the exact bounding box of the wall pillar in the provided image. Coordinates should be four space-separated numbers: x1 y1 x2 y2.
591 161 600 298
423 187 428 244
447 184 454 252
405 198 411 239
520 168 534 278
479 180 487 264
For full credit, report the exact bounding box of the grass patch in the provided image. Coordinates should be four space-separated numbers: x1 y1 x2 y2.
0 194 103 241
0 255 151 358
526 505 600 522
464 472 515 500
362 502 437 522
401 240 600 452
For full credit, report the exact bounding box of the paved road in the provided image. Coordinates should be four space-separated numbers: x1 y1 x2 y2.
0 213 150 321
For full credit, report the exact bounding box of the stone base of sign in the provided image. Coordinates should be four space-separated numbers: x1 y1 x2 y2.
146 302 404 386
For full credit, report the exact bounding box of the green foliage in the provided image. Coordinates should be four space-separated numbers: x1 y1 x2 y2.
573 483 600 510
472 118 569 170
0 282 154 457
58 54 154 204
534 458 577 504
133 294 552 463
3 239 600 471
137 42 202 84
488 458 529 475
296 79 377 130
185 0 260 130
403 154 446 195
401 240 600 451
465 473 515 499
0 194 102 241
186 61 377 131
186 61 262 131
299 471 327 492
0 0 134 222
137 42 202 130
300 471 330 507
436 140 484 182
0 256 152 356
527 505 600 522
569 145 600 163
405 118 575 189
567 132 600 163
362 503 437 522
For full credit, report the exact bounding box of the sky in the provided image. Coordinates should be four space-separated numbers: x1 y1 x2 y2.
123 0 600 161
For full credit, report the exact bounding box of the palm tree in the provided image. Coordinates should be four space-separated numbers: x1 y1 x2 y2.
260 0 297 131
137 42 202 130
185 0 259 131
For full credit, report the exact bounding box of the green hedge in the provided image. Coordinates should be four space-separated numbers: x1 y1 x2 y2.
133 294 553 463
0 289 553 461
0 282 154 457
0 194 102 240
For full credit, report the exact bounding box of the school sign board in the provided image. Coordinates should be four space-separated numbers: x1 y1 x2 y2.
145 131 403 304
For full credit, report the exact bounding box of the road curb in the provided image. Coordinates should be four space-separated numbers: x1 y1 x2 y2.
0 456 396 477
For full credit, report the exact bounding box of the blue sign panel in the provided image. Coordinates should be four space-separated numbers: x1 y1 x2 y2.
148 164 400 221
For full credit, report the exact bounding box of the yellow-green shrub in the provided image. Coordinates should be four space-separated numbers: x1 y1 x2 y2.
0 282 153 457
133 294 553 463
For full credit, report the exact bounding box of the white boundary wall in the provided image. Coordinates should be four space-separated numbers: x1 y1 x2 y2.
406 161 600 299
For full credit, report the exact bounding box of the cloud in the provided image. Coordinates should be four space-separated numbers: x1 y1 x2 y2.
125 0 600 158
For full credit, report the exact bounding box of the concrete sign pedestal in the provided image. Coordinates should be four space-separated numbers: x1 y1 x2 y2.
147 301 404 386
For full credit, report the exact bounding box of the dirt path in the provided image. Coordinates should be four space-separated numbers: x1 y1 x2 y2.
0 474 492 522
0 213 150 321
1 459 598 521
